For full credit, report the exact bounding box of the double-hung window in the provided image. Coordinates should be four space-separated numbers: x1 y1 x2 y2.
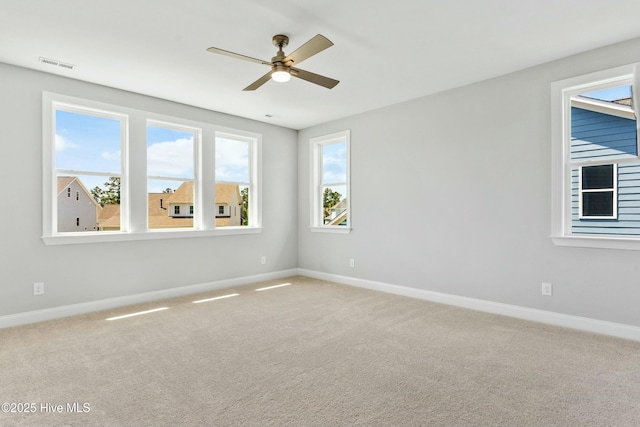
310 130 351 232
552 64 640 249
42 92 261 245
214 131 260 227
50 105 126 234
147 122 197 229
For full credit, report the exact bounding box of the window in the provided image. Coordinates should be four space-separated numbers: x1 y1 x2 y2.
43 92 262 245
552 64 640 249
579 164 617 219
52 107 124 234
310 130 351 232
147 123 196 230
215 132 260 227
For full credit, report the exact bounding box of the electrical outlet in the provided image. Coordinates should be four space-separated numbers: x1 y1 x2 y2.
33 282 45 296
261 256 266 265
349 258 355 268
541 282 553 296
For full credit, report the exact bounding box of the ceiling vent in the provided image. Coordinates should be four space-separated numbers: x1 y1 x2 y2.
39 57 75 70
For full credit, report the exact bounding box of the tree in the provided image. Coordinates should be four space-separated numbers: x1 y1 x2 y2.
240 187 249 226
323 188 342 219
163 188 175 193
323 187 341 208
91 177 120 207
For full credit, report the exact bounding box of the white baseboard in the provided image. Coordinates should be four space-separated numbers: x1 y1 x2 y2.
5 268 640 342
297 269 640 342
0 269 299 329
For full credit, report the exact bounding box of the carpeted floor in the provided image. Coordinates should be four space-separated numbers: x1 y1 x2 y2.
1 276 640 426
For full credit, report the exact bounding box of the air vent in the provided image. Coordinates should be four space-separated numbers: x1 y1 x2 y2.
39 57 75 70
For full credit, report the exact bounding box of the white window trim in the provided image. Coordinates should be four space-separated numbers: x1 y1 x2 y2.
309 130 351 234
551 63 640 250
214 129 262 229
146 119 200 229
42 92 262 246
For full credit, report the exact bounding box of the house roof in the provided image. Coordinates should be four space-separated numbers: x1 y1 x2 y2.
571 95 636 120
165 182 240 205
98 182 242 229
57 176 100 209
57 176 76 195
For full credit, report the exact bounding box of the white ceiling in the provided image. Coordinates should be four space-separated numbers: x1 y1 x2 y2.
3 0 640 130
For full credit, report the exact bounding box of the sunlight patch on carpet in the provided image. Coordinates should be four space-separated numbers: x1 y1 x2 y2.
192 293 239 304
255 283 292 291
105 307 169 321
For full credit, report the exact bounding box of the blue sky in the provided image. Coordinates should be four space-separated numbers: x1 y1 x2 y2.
321 141 347 199
56 110 250 194
583 85 632 102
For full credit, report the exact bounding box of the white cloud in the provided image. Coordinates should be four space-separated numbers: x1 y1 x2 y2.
215 139 249 182
147 137 194 177
55 134 65 151
101 150 121 161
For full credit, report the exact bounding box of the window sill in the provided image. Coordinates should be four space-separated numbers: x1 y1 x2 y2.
551 235 640 250
309 226 352 234
42 227 262 246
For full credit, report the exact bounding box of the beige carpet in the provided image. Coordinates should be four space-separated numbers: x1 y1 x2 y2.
1 276 640 426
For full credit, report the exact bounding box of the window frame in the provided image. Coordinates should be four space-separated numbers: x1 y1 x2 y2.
42 92 262 245
578 164 618 219
309 130 351 233
146 120 199 230
214 130 261 228
551 64 640 250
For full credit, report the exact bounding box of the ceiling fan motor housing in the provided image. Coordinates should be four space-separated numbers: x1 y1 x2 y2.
272 34 289 49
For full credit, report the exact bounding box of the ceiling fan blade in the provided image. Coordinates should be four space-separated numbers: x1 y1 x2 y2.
206 47 271 66
290 67 339 89
243 71 272 91
283 34 333 67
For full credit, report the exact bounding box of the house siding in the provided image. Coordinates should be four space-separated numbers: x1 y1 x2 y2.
570 106 637 161
57 179 99 232
571 106 640 235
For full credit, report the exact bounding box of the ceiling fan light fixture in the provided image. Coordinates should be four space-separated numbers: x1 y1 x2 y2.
271 65 291 83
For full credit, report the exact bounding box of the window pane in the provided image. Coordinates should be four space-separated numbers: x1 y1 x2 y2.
215 135 251 228
322 141 347 185
322 184 348 226
571 84 637 161
582 192 614 217
582 164 614 189
147 126 194 179
215 183 246 227
216 137 249 183
57 174 120 232
582 85 633 106
55 110 121 173
147 179 193 229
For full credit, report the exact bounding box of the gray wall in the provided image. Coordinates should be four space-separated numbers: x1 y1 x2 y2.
5 36 640 329
0 62 298 317
298 37 640 328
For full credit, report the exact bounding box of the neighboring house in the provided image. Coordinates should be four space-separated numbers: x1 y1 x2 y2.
324 198 348 226
97 204 121 231
57 176 100 232
98 182 243 230
570 95 640 235
214 183 243 227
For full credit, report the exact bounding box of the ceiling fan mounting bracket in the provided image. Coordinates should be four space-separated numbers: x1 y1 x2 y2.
272 34 289 49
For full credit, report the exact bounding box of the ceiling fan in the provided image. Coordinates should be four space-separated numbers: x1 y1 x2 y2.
207 34 339 91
